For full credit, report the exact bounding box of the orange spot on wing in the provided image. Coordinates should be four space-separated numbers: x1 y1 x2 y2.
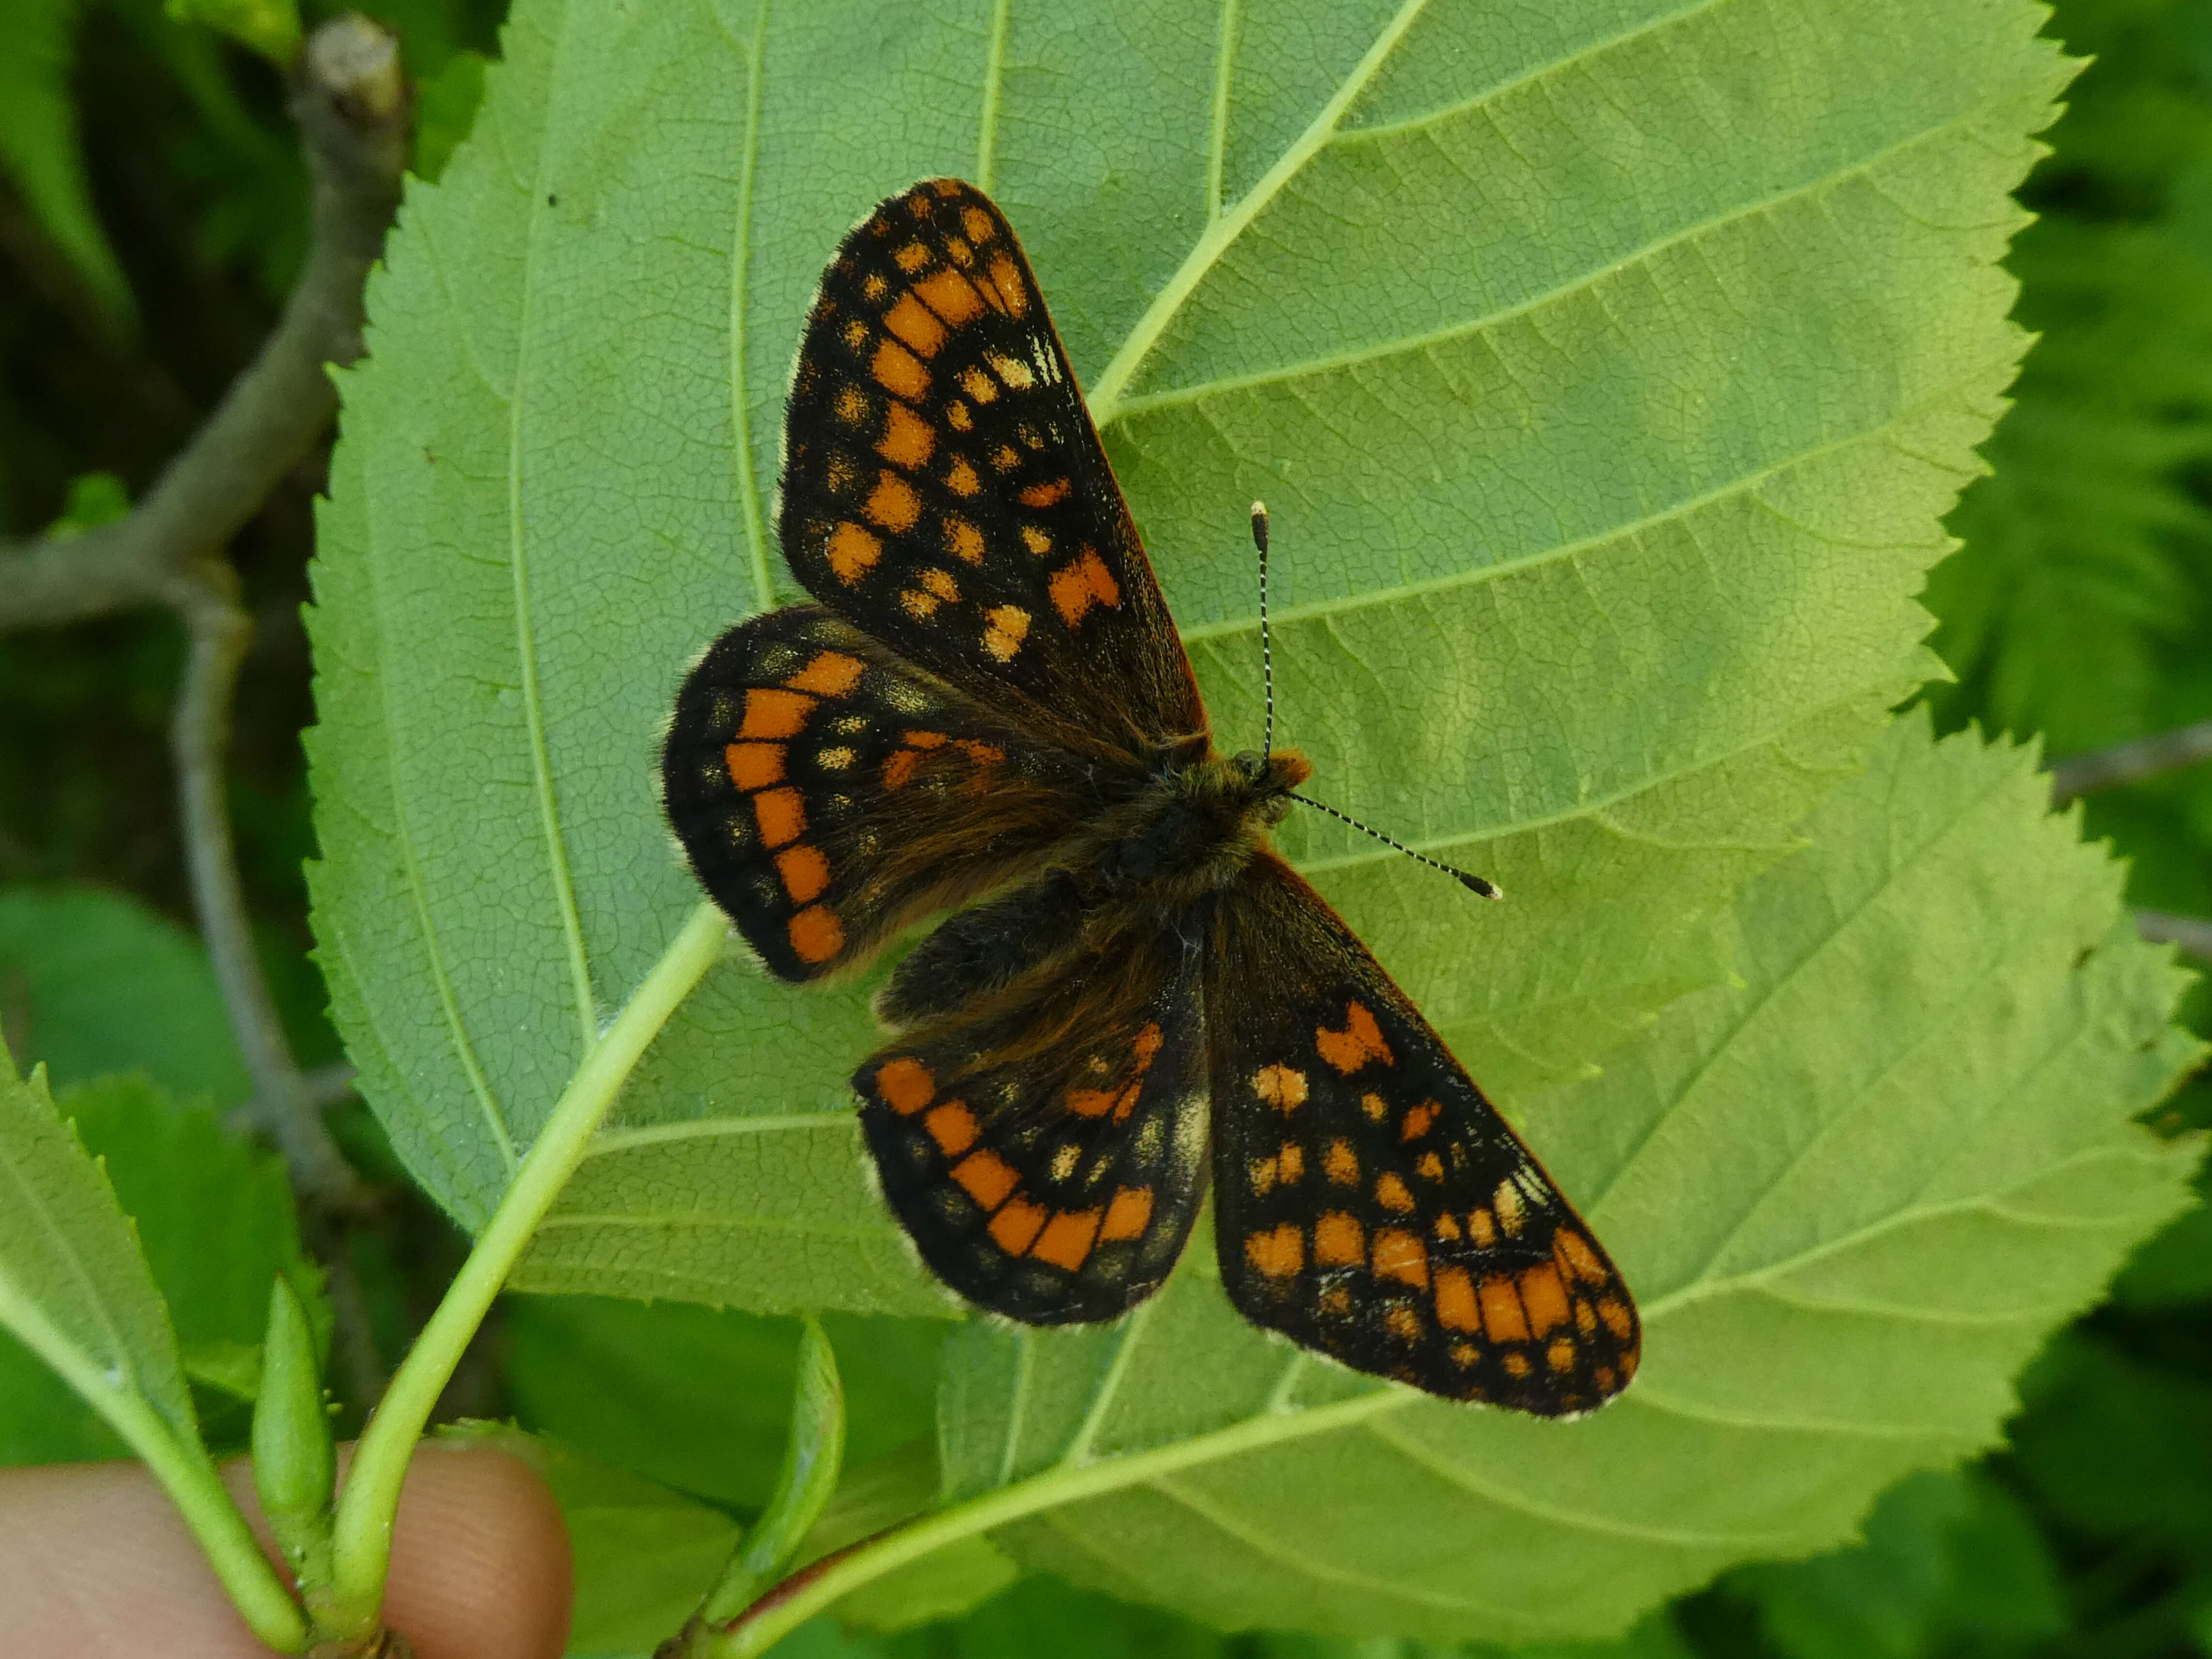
1401 1102 1437 1140
826 522 882 584
1316 1000 1393 1073
1385 1304 1424 1342
961 205 995 243
1435 1266 1479 1331
957 367 998 404
784 651 864 696
787 905 843 964
1432 1212 1461 1241
877 403 935 469
1029 1208 1102 1271
1503 1351 1532 1379
865 471 922 533
1067 1087 1115 1118
754 787 805 848
943 515 985 563
981 605 1029 661
988 253 1028 315
1323 1139 1359 1185
1021 525 1052 556
882 749 920 790
893 240 931 274
1246 1223 1304 1280
1372 1228 1428 1288
1313 1210 1363 1267
1276 1142 1304 1183
903 730 947 748
1597 1297 1635 1341
951 1150 1018 1210
945 456 981 496
725 741 784 790
914 267 985 326
739 689 813 739
870 339 927 400
1519 1265 1571 1337
1133 1023 1163 1064
1046 551 1119 628
875 1058 935 1114
1479 1275 1531 1343
883 295 946 357
988 1196 1048 1254
1100 1186 1153 1241
1416 1151 1444 1181
1254 1065 1307 1111
1548 1337 1578 1374
1018 478 1072 508
1375 1173 1414 1213
833 385 871 425
924 1101 978 1157
1361 1093 1388 1122
1555 1229 1608 1285
1469 1209 1496 1247
775 845 831 904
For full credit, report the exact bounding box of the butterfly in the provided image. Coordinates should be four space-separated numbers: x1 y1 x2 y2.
661 178 1639 1414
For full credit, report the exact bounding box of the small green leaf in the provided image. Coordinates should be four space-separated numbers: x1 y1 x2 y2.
162 0 300 65
0 885 251 1105
0 1045 305 1649
412 47 488 184
0 1073 317 1466
252 1274 335 1589
703 1316 846 1624
0 0 134 326
42 471 131 540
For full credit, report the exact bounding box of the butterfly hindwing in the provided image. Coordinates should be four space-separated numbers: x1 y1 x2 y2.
661 603 1091 981
780 178 1202 752
1207 855 1640 1415
858 917 1209 1323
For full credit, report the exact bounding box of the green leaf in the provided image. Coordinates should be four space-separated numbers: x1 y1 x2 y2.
42 471 131 539
0 885 251 1106
1722 1468 2067 1659
0 0 135 325
0 1054 202 1462
411 46 489 185
0 1072 315 1464
0 1051 305 1647
865 718 2200 1645
310 0 2064 1313
505 1295 944 1508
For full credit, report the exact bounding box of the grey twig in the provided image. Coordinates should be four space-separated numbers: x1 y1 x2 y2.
2137 911 2212 966
2051 719 2212 803
0 16 407 1216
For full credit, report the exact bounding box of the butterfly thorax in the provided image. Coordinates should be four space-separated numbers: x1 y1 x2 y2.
1074 742 1312 917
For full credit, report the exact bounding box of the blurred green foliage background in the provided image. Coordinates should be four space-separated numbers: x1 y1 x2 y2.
2 0 2210 1655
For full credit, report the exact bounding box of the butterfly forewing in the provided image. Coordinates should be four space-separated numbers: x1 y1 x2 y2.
661 604 1090 981
858 921 1209 1322
1207 855 1640 1415
779 178 1202 753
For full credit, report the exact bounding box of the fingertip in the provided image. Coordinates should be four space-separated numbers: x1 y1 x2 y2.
383 1443 573 1659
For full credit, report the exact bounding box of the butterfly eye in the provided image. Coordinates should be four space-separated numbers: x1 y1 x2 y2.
1232 749 1266 781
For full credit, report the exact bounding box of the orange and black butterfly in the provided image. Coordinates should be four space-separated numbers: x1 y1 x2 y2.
662 179 1639 1414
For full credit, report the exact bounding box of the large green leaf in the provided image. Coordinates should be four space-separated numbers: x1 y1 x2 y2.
309 0 2063 1313
903 719 2198 1643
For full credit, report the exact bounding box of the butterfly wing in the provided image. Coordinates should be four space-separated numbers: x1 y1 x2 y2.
1207 854 1640 1413
662 603 1097 981
779 177 1203 753
858 912 1208 1323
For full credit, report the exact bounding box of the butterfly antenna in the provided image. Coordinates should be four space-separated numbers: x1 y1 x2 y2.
1288 792 1503 900
1252 501 1275 763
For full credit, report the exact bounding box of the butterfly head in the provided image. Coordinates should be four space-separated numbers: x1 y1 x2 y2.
1230 748 1312 827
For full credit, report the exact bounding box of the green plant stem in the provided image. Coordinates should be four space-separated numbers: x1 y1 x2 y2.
323 900 730 1638
0 1294 309 1651
712 1385 1411 1655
